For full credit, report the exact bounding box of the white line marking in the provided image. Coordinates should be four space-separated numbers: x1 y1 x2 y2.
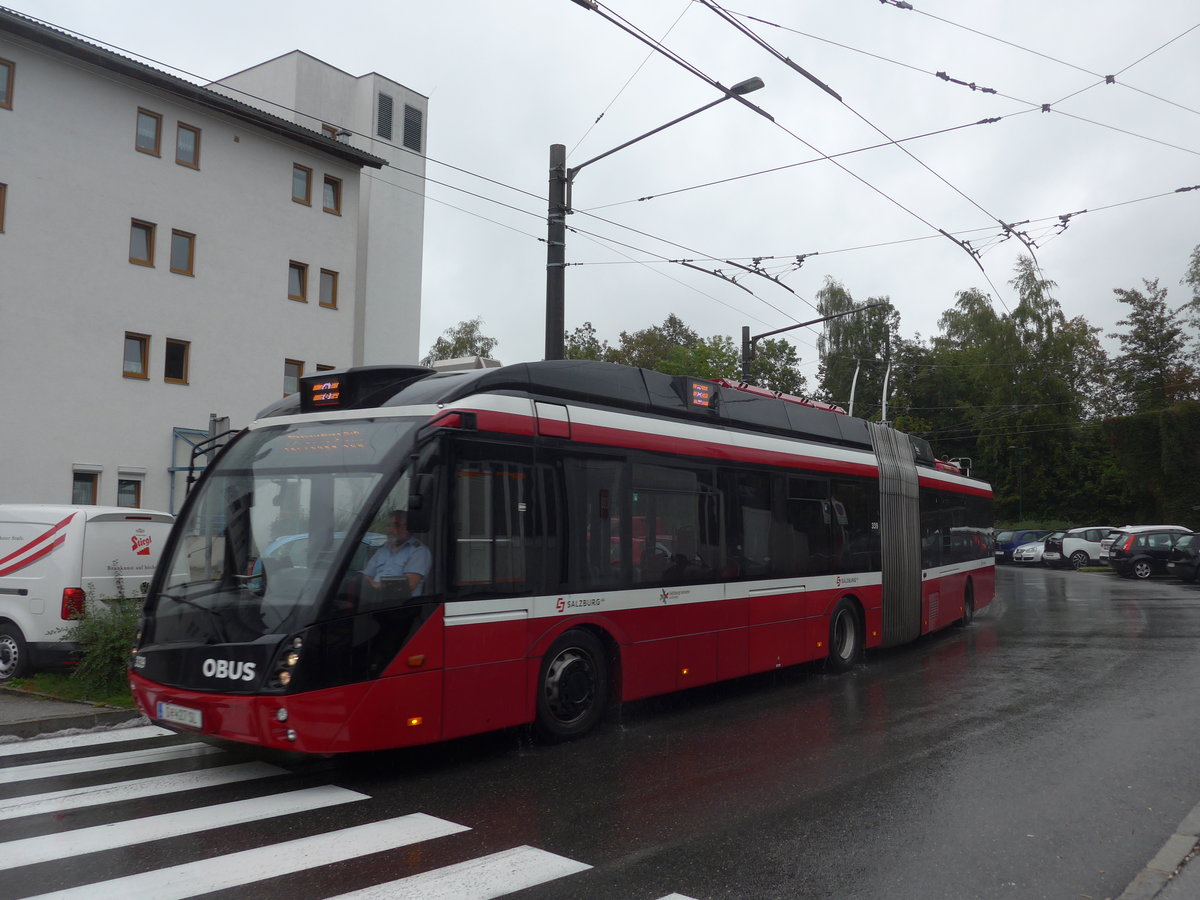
329 845 592 899
0 785 367 871
0 743 221 785
0 761 285 821
25 814 469 900
0 726 173 758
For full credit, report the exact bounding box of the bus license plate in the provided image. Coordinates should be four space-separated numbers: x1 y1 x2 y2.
157 701 203 730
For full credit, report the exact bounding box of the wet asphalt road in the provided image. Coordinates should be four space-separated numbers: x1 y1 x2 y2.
7 565 1200 899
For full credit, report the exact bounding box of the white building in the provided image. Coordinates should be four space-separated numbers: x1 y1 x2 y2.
0 9 427 512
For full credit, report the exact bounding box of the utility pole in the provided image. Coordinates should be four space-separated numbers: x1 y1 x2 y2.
545 144 568 361
740 302 885 383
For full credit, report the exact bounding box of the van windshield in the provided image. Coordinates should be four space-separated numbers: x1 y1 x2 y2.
147 418 421 645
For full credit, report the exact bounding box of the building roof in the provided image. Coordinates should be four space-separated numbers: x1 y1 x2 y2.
0 7 387 169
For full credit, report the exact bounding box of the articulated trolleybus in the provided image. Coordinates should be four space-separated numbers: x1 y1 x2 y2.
130 361 994 754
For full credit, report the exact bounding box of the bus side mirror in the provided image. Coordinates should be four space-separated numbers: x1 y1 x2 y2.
407 473 434 533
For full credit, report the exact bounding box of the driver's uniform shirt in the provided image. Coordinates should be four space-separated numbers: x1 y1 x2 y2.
364 537 431 596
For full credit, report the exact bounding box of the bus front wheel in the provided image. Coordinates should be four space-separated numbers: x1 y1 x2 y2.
826 599 862 673
534 629 610 742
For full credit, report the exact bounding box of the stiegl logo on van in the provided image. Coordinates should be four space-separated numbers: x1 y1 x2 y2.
131 530 153 556
202 659 257 681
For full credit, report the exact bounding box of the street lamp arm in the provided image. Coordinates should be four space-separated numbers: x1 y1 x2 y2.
569 77 767 178
751 301 886 344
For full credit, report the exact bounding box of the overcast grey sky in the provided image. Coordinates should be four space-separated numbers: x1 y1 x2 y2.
15 1 1200 379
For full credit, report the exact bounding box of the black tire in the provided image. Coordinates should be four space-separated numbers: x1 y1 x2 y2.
826 599 862 673
534 629 610 742
1070 551 1090 570
1132 560 1153 580
0 623 30 684
956 582 975 628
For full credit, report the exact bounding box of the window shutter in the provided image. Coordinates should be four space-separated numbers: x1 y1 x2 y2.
377 92 394 140
403 104 423 152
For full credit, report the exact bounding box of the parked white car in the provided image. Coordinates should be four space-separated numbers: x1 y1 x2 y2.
1046 526 1116 569
1012 539 1049 565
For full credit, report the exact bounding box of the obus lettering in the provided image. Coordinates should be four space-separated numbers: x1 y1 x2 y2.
201 659 257 681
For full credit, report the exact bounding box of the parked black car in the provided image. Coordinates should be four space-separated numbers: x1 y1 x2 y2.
1167 533 1200 582
1108 529 1184 579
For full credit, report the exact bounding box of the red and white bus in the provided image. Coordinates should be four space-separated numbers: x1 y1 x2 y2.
129 361 994 754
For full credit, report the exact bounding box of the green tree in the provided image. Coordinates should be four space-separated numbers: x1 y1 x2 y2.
420 317 499 366
813 279 900 418
1108 279 1196 412
745 337 807 396
563 321 611 361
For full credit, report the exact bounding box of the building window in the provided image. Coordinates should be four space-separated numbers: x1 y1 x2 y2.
164 338 190 384
292 164 312 204
0 183 6 233
170 230 195 275
117 479 142 508
0 58 13 110
322 176 342 215
288 261 308 301
403 104 423 152
135 108 162 155
72 473 98 505
284 359 304 396
319 269 338 308
129 220 155 266
316 364 336 372
123 333 150 378
176 123 201 168
377 92 394 139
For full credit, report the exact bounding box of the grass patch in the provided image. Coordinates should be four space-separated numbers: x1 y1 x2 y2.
7 671 136 708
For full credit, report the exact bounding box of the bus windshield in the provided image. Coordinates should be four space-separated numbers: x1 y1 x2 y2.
148 417 422 645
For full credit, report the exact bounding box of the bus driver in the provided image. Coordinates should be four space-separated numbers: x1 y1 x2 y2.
364 510 431 597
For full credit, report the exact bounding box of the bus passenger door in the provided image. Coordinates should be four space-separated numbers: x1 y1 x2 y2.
441 437 538 740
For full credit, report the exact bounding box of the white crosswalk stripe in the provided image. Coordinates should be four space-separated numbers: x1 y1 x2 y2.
0 725 175 758
0 785 367 871
0 742 221 784
2 734 617 900
327 845 592 899
25 814 471 900
0 761 286 821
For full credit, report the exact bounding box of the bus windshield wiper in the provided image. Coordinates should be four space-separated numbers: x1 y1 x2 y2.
158 592 229 643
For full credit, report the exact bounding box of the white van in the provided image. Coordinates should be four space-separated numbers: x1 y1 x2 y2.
0 504 174 682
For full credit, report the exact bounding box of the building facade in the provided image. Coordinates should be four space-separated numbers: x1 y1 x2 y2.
0 10 427 512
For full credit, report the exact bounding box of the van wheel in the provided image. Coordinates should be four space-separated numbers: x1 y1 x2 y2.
534 630 609 742
0 624 29 683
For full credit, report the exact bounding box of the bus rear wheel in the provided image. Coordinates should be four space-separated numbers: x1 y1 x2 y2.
826 599 862 673
535 629 609 742
956 582 975 628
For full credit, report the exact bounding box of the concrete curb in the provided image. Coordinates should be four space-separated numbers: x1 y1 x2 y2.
0 686 146 740
1117 802 1200 900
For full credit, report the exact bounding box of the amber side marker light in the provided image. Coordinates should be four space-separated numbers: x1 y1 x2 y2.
407 717 423 727
407 655 426 667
